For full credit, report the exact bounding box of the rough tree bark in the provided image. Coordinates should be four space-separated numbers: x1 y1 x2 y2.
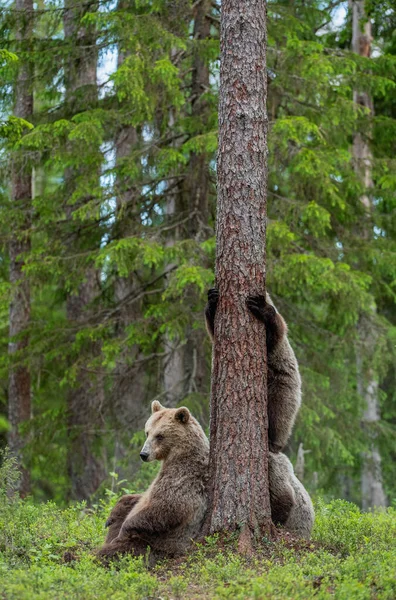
8 0 34 497
63 0 106 501
351 0 387 510
205 0 272 551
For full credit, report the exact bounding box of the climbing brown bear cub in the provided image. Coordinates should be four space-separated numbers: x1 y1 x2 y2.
205 288 301 453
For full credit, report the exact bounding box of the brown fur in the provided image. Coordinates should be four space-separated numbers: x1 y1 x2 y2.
97 402 209 563
104 494 142 544
269 452 314 539
205 289 301 452
103 450 314 547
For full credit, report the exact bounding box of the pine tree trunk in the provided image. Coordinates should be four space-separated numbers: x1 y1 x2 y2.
8 0 34 497
113 125 146 423
63 0 106 501
205 0 272 551
111 38 148 464
356 316 387 510
182 0 212 403
163 105 186 406
163 1 213 407
351 0 387 510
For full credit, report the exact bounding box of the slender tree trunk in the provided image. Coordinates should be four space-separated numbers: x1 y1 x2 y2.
184 0 211 237
8 0 34 497
163 105 186 405
111 38 147 464
63 0 106 501
205 0 272 552
351 0 387 510
163 1 213 406
182 0 212 403
113 124 146 424
294 443 310 483
356 328 387 509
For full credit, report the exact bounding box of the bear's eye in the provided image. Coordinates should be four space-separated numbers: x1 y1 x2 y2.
155 434 164 442
145 432 148 438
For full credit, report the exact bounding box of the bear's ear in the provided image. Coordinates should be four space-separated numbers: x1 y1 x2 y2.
151 400 164 413
175 407 190 424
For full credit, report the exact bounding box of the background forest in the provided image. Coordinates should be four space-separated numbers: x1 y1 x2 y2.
0 0 395 510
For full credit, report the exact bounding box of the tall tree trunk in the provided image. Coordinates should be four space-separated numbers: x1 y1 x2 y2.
113 124 146 422
163 106 186 406
111 39 147 466
63 0 106 501
205 0 272 552
8 0 33 496
351 0 387 510
182 0 212 403
8 0 34 497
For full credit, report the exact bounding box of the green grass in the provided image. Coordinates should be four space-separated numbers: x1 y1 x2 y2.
1 455 395 599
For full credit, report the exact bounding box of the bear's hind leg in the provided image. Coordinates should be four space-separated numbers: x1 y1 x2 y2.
269 452 296 526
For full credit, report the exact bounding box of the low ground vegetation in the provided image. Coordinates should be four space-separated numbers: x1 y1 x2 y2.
1 454 395 600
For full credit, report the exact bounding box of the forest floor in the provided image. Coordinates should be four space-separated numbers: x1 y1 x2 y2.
1 488 395 600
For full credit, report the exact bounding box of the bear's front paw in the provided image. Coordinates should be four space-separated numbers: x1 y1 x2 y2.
205 289 219 339
207 288 219 307
246 295 276 323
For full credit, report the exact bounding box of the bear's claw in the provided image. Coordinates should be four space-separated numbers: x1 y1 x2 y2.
246 295 276 323
207 288 219 305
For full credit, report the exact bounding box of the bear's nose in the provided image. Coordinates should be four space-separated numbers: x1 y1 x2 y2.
140 451 149 462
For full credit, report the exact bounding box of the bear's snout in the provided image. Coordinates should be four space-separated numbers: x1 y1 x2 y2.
140 451 149 462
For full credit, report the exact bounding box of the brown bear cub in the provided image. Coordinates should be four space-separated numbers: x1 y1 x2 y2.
97 401 209 562
104 494 142 545
205 288 313 538
205 289 301 453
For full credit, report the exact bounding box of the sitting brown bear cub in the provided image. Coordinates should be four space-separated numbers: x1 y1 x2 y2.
97 401 209 562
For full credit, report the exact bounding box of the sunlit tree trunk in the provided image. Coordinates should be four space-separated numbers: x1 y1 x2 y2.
63 0 106 501
351 0 387 510
8 0 34 497
204 0 273 552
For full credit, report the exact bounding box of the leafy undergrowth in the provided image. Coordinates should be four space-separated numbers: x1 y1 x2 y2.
0 459 395 598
